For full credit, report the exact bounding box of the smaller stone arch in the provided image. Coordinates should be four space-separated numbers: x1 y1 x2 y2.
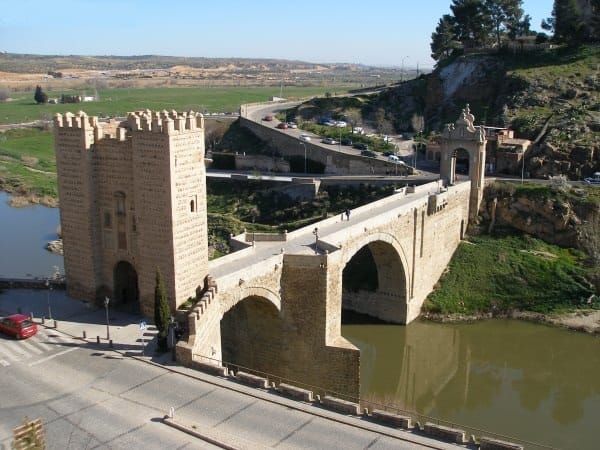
113 260 139 312
440 105 487 221
236 286 281 313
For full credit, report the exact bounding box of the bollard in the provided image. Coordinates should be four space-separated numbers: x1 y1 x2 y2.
169 407 175 419
83 330 87 339
41 317 45 325
54 320 57 329
17 307 22 314
30 312 34 320
96 336 100 344
109 339 113 348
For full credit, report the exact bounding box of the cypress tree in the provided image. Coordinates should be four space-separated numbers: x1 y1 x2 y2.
154 269 171 352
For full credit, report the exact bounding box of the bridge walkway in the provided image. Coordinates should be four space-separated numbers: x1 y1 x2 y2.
209 181 444 280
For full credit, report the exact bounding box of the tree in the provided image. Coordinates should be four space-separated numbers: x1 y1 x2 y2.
551 0 586 43
484 0 524 47
33 85 47 104
590 0 600 41
344 107 362 133
451 0 492 49
154 269 171 352
431 14 460 61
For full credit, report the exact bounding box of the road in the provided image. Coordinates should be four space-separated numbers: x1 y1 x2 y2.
0 290 459 450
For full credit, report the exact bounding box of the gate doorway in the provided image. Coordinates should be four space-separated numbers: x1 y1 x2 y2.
113 261 139 313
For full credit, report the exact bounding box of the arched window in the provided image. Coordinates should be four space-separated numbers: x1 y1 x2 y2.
115 192 126 216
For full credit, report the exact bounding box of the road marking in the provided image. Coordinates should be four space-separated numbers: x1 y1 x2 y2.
28 347 78 367
19 339 44 354
0 341 26 360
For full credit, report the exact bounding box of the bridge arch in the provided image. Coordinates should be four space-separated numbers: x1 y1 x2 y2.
341 231 410 324
220 293 286 375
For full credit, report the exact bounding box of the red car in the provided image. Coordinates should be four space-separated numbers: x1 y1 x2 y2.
276 122 288 129
0 314 38 339
263 115 274 121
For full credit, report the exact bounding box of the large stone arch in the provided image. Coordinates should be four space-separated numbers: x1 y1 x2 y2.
341 230 410 324
440 105 487 221
220 293 286 375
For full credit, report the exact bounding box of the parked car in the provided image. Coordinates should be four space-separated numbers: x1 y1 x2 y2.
287 122 298 129
341 138 353 146
387 155 402 163
322 137 337 145
584 172 600 185
335 121 347 128
0 314 38 339
361 150 378 158
383 151 394 157
353 143 369 150
276 122 288 129
263 115 274 121
352 127 364 134
299 134 311 142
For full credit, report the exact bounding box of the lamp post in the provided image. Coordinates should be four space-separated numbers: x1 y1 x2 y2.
521 149 526 184
312 227 319 254
401 56 409 82
45 278 52 320
300 140 307 174
104 296 110 341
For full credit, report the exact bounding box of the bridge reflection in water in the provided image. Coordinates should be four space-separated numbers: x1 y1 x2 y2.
343 319 600 450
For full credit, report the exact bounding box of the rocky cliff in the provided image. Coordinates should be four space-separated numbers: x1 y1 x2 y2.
480 182 600 267
375 46 600 180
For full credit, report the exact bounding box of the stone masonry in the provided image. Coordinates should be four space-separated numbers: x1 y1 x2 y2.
54 110 208 316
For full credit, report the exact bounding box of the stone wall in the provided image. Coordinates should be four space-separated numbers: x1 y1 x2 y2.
54 110 209 317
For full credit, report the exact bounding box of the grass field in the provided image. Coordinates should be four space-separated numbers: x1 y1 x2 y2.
0 86 352 125
423 232 598 315
0 128 56 199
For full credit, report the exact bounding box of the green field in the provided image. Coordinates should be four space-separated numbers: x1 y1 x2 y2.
0 86 352 125
424 232 598 315
0 128 56 199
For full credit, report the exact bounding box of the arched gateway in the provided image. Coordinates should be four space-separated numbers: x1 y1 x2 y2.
113 261 139 311
440 105 487 220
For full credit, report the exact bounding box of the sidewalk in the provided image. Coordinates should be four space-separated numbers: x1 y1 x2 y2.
0 288 169 364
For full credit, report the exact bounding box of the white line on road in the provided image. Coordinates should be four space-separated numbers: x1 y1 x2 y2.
19 339 44 354
28 346 78 367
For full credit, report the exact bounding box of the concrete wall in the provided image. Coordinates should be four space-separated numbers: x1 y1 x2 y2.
239 117 397 176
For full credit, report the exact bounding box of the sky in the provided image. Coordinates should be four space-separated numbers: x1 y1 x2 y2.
1 0 553 69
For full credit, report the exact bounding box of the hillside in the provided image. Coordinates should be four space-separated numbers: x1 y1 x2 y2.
373 45 600 181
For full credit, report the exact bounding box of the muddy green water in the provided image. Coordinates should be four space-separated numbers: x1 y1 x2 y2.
342 319 600 450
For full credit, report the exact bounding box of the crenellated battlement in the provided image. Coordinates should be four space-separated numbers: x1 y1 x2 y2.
53 109 205 138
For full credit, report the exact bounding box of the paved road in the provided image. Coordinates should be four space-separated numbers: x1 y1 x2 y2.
0 289 460 450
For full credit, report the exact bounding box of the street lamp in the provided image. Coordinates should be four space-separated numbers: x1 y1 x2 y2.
312 227 319 255
104 296 110 341
521 149 526 184
299 140 307 174
45 278 52 320
401 56 409 82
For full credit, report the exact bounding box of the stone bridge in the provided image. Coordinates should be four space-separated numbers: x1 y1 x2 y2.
52 104 485 400
176 105 486 398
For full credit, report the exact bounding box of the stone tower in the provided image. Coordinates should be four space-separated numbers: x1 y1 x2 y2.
439 105 487 221
53 110 208 317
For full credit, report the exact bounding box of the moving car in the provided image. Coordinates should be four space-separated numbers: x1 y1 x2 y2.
353 143 369 150
287 122 298 129
387 155 402 163
0 314 38 339
361 150 378 158
584 172 600 185
276 122 288 129
322 137 337 145
263 115 274 121
299 134 311 142
341 138 353 146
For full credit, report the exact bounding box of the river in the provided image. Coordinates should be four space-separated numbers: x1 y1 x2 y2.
1 193 598 449
0 192 63 279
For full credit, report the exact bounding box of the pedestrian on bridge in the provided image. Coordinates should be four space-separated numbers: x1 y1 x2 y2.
345 209 351 221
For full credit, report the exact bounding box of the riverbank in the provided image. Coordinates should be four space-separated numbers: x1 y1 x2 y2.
421 309 600 335
6 192 58 207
